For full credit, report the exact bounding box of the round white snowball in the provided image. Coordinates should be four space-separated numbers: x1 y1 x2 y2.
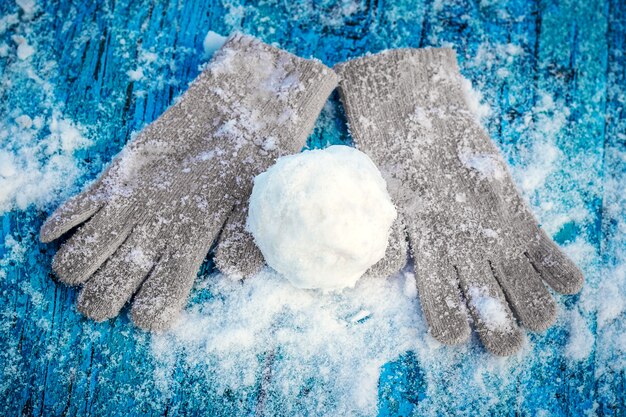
247 145 397 291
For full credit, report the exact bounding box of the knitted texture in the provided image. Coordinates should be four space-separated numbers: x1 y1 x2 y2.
40 33 338 330
335 48 583 355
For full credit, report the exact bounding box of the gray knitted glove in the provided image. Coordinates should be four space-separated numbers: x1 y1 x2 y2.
40 34 338 330
335 49 583 355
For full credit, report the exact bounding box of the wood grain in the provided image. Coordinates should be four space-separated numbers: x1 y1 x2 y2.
0 0 624 415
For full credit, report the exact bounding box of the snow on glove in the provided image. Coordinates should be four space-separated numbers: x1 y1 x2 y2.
335 49 583 355
40 33 338 330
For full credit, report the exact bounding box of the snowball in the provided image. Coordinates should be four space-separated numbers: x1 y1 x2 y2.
247 145 397 291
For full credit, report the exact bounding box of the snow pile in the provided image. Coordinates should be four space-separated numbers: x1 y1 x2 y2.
0 4 93 215
0 114 91 213
468 287 511 332
247 145 397 290
151 268 421 416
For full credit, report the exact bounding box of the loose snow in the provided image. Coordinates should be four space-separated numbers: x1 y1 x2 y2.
151 267 421 416
1 1 624 415
0 114 91 213
13 35 34 60
461 76 491 123
458 148 505 180
468 287 511 332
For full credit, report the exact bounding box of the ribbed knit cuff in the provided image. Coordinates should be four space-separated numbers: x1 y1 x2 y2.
334 47 466 152
193 33 339 154
335 47 463 106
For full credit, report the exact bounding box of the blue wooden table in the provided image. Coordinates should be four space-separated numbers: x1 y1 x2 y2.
1 0 624 416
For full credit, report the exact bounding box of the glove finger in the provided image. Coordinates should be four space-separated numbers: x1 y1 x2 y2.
408 226 470 345
214 203 265 279
131 202 233 331
76 222 164 322
526 229 584 295
457 260 524 356
52 202 136 285
463 126 583 295
40 182 105 243
491 254 557 332
130 247 200 331
363 215 408 278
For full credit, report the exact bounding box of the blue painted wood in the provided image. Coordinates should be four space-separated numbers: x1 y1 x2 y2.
0 0 624 416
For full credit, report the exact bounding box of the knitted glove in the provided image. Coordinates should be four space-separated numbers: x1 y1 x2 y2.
335 48 583 355
40 34 338 330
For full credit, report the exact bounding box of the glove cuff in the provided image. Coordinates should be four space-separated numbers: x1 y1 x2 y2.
334 48 469 155
335 47 464 107
193 33 338 155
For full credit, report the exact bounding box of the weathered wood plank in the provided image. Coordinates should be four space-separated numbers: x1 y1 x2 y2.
0 0 624 416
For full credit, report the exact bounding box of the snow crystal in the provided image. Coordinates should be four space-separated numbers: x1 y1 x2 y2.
126 248 152 269
432 0 445 12
126 67 144 81
202 30 227 57
481 228 499 239
468 42 525 72
261 136 277 151
597 264 625 327
519 141 561 194
502 43 524 57
140 50 158 64
0 13 19 34
349 309 372 323
458 148 505 180
247 145 397 290
16 0 37 16
13 35 34 60
0 152 17 178
411 106 433 130
14 114 32 129
14 0 36 23
49 117 89 152
403 271 418 298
